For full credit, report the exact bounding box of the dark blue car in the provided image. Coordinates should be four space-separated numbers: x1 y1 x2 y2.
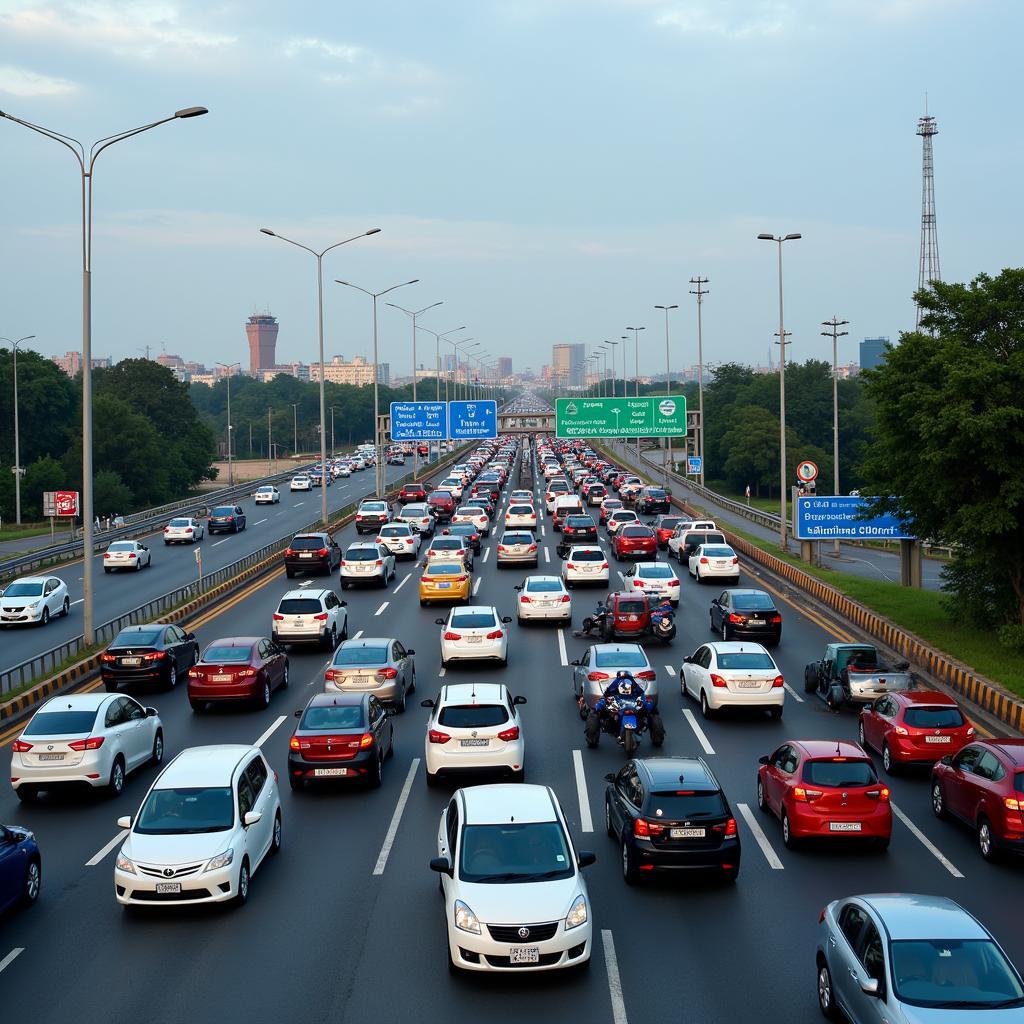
0 823 41 913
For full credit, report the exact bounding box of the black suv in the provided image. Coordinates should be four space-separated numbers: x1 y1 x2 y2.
604 756 741 883
637 487 671 515
562 514 598 543
208 505 246 534
285 532 342 578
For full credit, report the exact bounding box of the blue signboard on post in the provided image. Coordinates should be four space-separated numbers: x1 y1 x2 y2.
448 400 497 440
686 456 702 475
795 496 914 541
389 401 447 441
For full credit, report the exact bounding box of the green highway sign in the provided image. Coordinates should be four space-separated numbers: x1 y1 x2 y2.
555 396 687 438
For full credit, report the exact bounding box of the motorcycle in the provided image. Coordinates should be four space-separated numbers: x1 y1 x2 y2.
648 605 676 644
584 692 665 756
577 600 609 638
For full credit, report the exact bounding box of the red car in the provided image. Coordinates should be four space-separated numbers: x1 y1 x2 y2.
931 738 1024 861
613 525 658 561
187 636 289 713
757 739 892 849
602 591 650 640
427 489 456 522
398 483 427 504
650 515 684 549
859 690 974 773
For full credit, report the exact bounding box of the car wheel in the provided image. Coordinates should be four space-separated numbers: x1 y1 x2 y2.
104 567 111 573
857 719 866 746
621 838 639 884
721 622 730 642
151 730 164 765
931 781 947 819
165 664 177 691
324 625 337 651
408 670 416 694
286 568 294 579
978 817 1000 862
782 810 798 849
281 662 289 688
341 620 349 641
106 756 126 798
259 680 271 709
426 770 440 788
882 743 897 775
270 812 282 856
369 751 384 788
61 597 70 618
700 691 714 720
135 559 142 572
190 701 205 714
288 775 303 792
769 706 783 721
40 607 50 627
15 786 38 803
394 685 407 714
21 858 41 907
817 960 840 1021
757 778 769 812
605 799 616 838
234 858 250 906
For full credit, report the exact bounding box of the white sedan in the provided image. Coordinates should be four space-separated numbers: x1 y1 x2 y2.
452 506 491 536
254 486 280 504
11 692 163 800
437 606 512 667
163 517 204 544
103 540 152 573
606 510 640 535
0 575 70 627
619 561 681 605
439 476 465 501
505 504 539 531
515 575 572 625
688 543 740 584
375 522 422 559
290 475 312 492
680 641 784 720
561 546 609 588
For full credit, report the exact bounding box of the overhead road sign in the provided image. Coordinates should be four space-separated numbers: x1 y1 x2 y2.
795 496 914 541
686 456 703 475
555 397 687 439
796 460 819 483
448 400 497 440
389 401 447 441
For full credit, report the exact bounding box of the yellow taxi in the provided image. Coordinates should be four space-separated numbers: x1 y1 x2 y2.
419 560 471 606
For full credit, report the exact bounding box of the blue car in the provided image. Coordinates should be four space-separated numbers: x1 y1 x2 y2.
0 823 41 913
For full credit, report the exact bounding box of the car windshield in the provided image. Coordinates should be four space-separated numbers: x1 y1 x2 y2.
438 704 510 727
527 580 563 592
503 534 532 545
332 645 389 666
433 539 464 549
686 533 725 546
647 791 727 818
448 525 476 536
289 536 325 550
450 612 497 628
459 822 574 883
510 506 535 515
278 598 322 615
135 786 234 835
571 549 603 561
210 507 236 517
716 652 775 670
802 759 877 787
427 563 463 576
202 645 253 663
113 629 162 647
379 526 409 537
659 518 682 529
566 517 593 527
645 489 667 498
301 705 365 730
595 650 647 668
640 565 674 578
615 600 646 615
108 542 136 552
431 491 453 501
257 487 275 493
169 518 192 527
24 709 98 735
702 547 734 558
403 505 429 516
890 939 1024 1008
345 548 380 561
4 582 45 597
733 593 776 611
612 513 637 522
904 706 966 729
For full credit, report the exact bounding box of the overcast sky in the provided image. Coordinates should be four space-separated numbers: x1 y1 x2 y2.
2 0 1021 377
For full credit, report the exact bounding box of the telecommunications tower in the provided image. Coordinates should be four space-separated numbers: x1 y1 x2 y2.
916 107 941 329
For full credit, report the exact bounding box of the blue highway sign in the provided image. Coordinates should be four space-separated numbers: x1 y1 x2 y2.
686 456 703 475
448 400 497 440
794 496 915 541
389 401 447 441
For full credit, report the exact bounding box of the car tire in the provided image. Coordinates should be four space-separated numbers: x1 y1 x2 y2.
21 857 41 907
781 810 798 849
721 622 730 642
323 625 337 651
757 778 769 812
104 567 111 573
394 685 407 714
269 812 282 856
40 607 50 627
978 816 1001 862
258 680 271 709
15 786 38 803
817 960 841 1021
61 597 70 617
151 730 164 765
621 838 640 885
408 670 416 694
286 569 294 579
165 665 177 691
106 756 126 799
931 781 948 819
700 691 714 720
104 681 118 693
425 770 440 788
288 775 303 792
234 858 250 906
857 719 867 747
135 560 142 572
769 706 783 721
281 663 289 688
605 799 616 838
882 743 897 775
190 701 205 714
369 751 384 789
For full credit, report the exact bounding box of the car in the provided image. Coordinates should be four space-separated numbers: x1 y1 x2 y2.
931 738 1024 861
103 540 152 573
114 744 281 907
584 483 607 507
324 637 416 711
544 483 571 514
287 692 394 790
422 683 528 786
669 527 727 564
606 510 640 536
688 543 739 584
515 575 572 625
464 496 496 520
613 525 658 561
290 475 312 491
208 505 246 534
815 894 1024 1023
439 476 465 501
399 483 427 504
376 522 422 559
599 498 623 525
420 561 472 605
188 637 289 712
446 523 483 556
561 514 598 544
425 535 474 571
355 499 391 534
0 575 70 626
757 740 891 849
509 489 534 505
619 561 680 604
600 591 652 640
396 502 436 537
272 589 348 648
681 642 784 720
340 542 396 588
571 643 658 709
452 506 491 536
430 783 594 973
163 517 204 544
605 757 740 883
100 622 200 692
562 546 609 588
551 496 585 531
336 463 352 478
859 691 975 774
254 486 280 504
11 693 163 801
636 486 671 515
804 643 914 707
505 503 539 531
437 606 513 668
496 531 538 568
308 468 331 488
648 515 684 549
428 489 456 522
0 823 41 912
284 532 342 577
710 589 783 645
388 453 406 466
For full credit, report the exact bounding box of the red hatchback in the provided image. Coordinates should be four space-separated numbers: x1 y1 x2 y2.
602 592 651 640
614 525 658 561
188 636 289 713
398 483 427 504
931 739 1024 861
859 690 974 774
757 739 892 849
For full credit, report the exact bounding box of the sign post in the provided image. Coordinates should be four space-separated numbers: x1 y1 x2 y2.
554 396 687 439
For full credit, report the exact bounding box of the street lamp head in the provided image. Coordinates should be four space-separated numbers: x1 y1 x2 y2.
365 228 382 236
404 279 419 286
757 233 775 240
784 232 802 240
259 228 276 237
174 106 209 119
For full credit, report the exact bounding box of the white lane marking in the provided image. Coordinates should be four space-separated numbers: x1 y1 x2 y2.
374 601 389 616
557 628 568 666
482 547 491 563
438 666 446 677
0 948 24 976
394 572 412 593
664 664 676 677
294 501 305 506
353 630 363 639
681 708 716 755
254 715 287 749
737 803 785 870
543 548 551 563
211 538 228 547
540 525 546 538
602 930 629 1024
784 683 804 704
373 758 421 876
253 518 267 525
472 577 481 596
572 750 594 833
70 598 84 606
891 802 964 879
86 829 128 866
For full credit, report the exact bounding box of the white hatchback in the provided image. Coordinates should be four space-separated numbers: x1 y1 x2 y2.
340 543 395 588
619 561 681 604
437 606 512 668
290 475 312 491
505 504 538 531
606 510 640 535
561 547 609 588
0 575 69 626
680 641 785 719
163 517 204 544
103 540 152 573
515 576 572 624
688 544 740 584
254 486 280 504
375 522 422 559
452 506 491 536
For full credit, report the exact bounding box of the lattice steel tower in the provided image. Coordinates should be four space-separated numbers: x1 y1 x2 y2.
916 110 941 328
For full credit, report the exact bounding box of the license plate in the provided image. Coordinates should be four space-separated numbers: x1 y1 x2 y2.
736 680 761 689
460 739 489 747
670 827 705 838
466 636 483 644
437 582 452 589
714 561 729 568
211 674 233 682
829 822 862 832
38 753 65 761
122 657 141 666
749 618 765 626
510 947 540 964
314 768 350 777
352 675 371 685
925 735 952 744
155 882 182 894
301 553 314 559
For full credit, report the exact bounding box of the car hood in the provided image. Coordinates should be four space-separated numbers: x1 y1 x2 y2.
123 830 233 865
1 595 44 608
457 875 584 925
899 1007 1024 1023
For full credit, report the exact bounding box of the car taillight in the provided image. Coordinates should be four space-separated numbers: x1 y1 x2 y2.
520 595 532 603
355 514 363 520
142 651 166 661
732 557 739 564
325 669 339 681
227 516 235 522
443 632 462 641
772 675 784 688
69 737 105 751
587 671 610 682
486 629 504 639
770 614 783 623
185 528 193 533
240 668 257 677
285 549 295 557
375 560 383 566
1005 796 1022 812
12 740 32 753
273 613 285 621
497 726 520 741
358 733 374 748
377 667 399 680
864 787 890 801
455 575 469 583
633 580 645 587
634 818 664 838
793 787 823 802
601 562 609 569
429 730 451 744
163 527 170 532
101 653 116 662
728 613 744 623
340 560 346 567
313 613 329 621
289 736 302 751
637 670 656 681
710 673 728 688
699 557 709 564
566 563 575 570
318 548 328 557
529 544 538 552
497 545 507 552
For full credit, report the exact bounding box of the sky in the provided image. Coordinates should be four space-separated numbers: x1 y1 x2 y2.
1 0 1022 378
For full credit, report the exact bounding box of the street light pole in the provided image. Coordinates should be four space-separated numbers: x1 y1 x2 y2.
215 362 240 486
603 340 617 398
654 305 678 482
2 335 35 524
821 316 849 556
1 104 208 644
267 407 273 475
626 326 645 456
689 277 709 486
291 402 299 456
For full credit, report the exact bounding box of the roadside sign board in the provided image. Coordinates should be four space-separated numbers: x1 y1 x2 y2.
795 496 915 541
44 491 79 517
686 456 703 475
555 396 687 438
448 400 497 440
796 460 819 483
389 401 447 441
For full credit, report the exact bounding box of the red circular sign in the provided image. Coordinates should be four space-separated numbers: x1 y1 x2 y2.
796 461 818 482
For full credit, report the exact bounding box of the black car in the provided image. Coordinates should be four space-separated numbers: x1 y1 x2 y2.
446 523 482 555
675 530 727 565
287 692 394 790
637 487 671 515
285 532 342 578
562 514 599 543
604 756 740 883
709 588 782 645
208 505 246 534
100 622 199 691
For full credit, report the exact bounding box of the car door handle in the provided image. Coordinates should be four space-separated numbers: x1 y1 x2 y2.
848 969 859 979
829 936 836 948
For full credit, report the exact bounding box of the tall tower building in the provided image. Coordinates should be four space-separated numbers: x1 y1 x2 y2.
245 313 279 374
552 343 586 387
916 110 941 329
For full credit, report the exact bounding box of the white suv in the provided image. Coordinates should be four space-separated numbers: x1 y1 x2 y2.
561 546 609 588
340 543 395 588
272 589 348 649
514 575 572 625
375 522 421 559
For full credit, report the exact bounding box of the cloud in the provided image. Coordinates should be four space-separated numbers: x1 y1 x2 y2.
654 1 794 37
0 64 78 96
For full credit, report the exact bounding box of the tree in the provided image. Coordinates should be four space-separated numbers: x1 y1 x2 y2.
21 456 66 519
93 470 133 518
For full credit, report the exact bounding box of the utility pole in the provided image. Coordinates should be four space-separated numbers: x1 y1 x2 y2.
267 407 273 475
916 104 941 330
689 277 709 486
821 316 849 556
626 327 645 457
291 402 298 457
215 362 240 486
654 305 678 483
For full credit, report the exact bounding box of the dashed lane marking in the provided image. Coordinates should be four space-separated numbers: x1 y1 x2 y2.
482 547 491 563
664 665 675 677
891 802 964 879
255 715 287 749
572 750 594 833
373 758 421 876
784 683 804 704
557 628 568 666
353 630 363 639
211 539 228 547
86 829 128 867
681 708 716 755
544 548 551 563
374 602 389 616
602 930 629 1024
472 577 481 596
393 572 412 593
737 803 785 870
0 949 24 975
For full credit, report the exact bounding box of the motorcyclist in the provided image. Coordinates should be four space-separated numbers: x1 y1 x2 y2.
649 598 674 623
585 670 665 746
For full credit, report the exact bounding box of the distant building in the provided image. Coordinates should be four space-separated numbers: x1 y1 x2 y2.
308 355 389 386
836 363 860 379
258 362 309 383
552 343 586 387
497 357 513 378
190 373 218 387
860 337 889 371
157 353 185 369
245 313 279 375
52 352 110 376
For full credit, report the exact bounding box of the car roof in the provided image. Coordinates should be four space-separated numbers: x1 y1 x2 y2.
525 575 563 586
280 589 330 600
892 690 958 707
337 637 395 649
40 693 109 713
984 738 1024 764
794 739 871 760
856 895 988 942
346 541 381 549
707 641 772 654
636 756 717 791
460 784 559 825
451 604 497 614
305 692 368 709
723 588 771 598
567 545 602 553
112 623 169 635
292 532 327 539
440 682 507 704
205 636 261 647
636 562 675 572
590 642 650 659
156 745 260 789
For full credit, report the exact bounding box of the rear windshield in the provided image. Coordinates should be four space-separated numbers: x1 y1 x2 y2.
716 652 775 669
25 710 98 735
595 650 647 668
702 547 734 558
611 512 637 521
527 580 563 593
640 565 674 578
427 563 463 575
108 542 137 552
210 507 236 516
644 489 667 498
290 536 325 550
360 502 388 512
621 527 652 538
503 533 532 545
685 532 725 545
345 547 380 561
430 491 453 501
202 645 253 663
1016 772 1024 795
570 549 604 561
647 791 727 818
802 759 877 787
379 525 409 537
733 593 776 611
903 706 966 729
615 600 646 615
438 704 510 728
509 505 535 515
301 705 365 730
448 525 476 537
332 646 388 666
169 518 192 527
113 629 161 646
566 517 594 527
278 599 322 615
450 612 497 628
432 539 464 549
659 518 682 529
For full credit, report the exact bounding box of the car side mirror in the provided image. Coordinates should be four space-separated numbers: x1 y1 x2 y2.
758 755 770 766
604 772 616 782
501 616 512 624
859 978 880 998
117 815 132 830
420 699 435 709
405 648 416 656
711 599 720 606
570 659 581 666
145 707 158 717
683 656 693 664
429 856 453 877
895 660 910 671
513 585 523 591
513 695 527 706
243 811 262 828
338 599 347 607
435 618 446 626
940 755 953 766
186 632 197 642
294 709 303 718
577 850 596 869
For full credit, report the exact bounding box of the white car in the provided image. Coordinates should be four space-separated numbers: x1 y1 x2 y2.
272 589 348 648
561 546 609 588
290 475 312 492
619 561 681 605
688 543 740 584
425 536 474 571
431 784 593 973
515 575 572 625
439 476 465 501
606 510 640 536
505 503 538 531
12 693 163 800
376 522 422 559
337 463 352 478
452 506 490 536
680 641 784 720
340 543 395 588
396 502 436 537
163 517 204 544
254 486 280 504
114 745 281 908
437 606 512 668
103 540 152 573
0 575 70 626
422 683 527 786
509 490 534 505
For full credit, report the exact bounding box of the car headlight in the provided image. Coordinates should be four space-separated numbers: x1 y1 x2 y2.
205 848 234 871
565 894 588 930
115 852 136 875
454 899 481 935
26 602 39 611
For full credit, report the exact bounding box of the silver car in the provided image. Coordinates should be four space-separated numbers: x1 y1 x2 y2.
324 637 416 712
816 893 1024 1022
396 502 436 537
570 643 658 710
496 531 538 568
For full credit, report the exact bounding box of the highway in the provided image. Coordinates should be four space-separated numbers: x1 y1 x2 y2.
0 444 1019 1023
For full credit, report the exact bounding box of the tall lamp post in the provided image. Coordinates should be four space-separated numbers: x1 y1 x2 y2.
758 232 802 551
654 305 678 482
336 278 419 498
215 363 240 486
821 316 849 556
626 326 646 456
290 403 299 456
260 226 380 527
2 335 35 524
1 104 208 644
689 277 709 486
603 340 617 398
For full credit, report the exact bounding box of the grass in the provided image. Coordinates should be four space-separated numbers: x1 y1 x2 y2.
0 522 57 544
